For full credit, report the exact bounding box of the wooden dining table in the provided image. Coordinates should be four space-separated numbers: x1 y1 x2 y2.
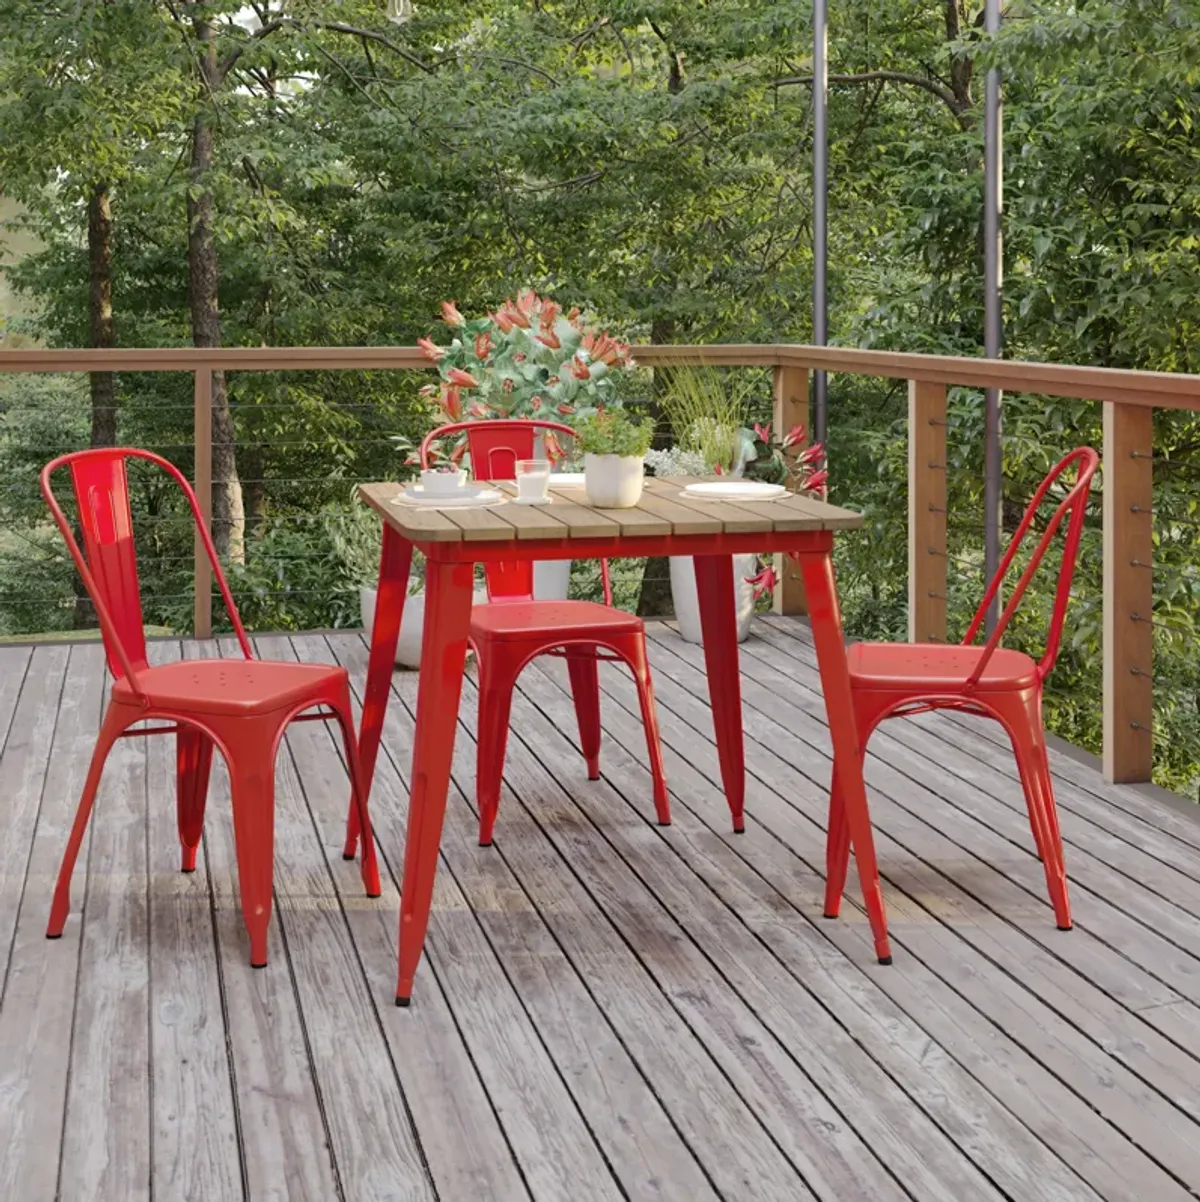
356 475 893 1006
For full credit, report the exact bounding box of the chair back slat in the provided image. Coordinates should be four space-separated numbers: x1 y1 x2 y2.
420 419 610 603
41 447 255 696
962 446 1099 687
69 454 149 678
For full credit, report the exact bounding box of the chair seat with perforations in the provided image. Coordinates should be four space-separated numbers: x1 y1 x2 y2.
847 642 1040 692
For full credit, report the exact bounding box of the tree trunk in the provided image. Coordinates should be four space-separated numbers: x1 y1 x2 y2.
74 181 118 628
88 183 116 447
187 18 244 563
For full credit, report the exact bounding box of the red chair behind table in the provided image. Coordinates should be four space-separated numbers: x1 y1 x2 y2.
823 446 1099 932
40 448 381 966
423 419 669 844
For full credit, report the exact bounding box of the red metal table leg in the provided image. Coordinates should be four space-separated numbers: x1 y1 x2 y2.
395 557 475 1006
693 555 746 832
797 549 893 964
352 526 412 824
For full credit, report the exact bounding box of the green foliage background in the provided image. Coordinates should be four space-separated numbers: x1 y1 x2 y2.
0 1 1197 794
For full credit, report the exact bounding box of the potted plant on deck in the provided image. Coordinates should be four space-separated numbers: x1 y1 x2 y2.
646 367 826 643
417 292 639 594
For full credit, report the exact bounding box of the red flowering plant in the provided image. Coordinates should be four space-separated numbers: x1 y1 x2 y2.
418 292 636 433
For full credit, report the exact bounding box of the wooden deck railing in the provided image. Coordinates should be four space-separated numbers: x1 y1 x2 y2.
3 341 1198 784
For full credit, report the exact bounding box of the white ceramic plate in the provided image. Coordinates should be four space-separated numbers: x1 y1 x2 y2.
548 472 586 489
681 481 788 502
397 485 505 508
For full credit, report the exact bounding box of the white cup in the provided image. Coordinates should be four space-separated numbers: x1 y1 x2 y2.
515 458 551 502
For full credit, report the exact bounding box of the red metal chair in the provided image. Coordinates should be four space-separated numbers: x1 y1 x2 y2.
40 448 381 967
822 446 1099 932
423 418 669 844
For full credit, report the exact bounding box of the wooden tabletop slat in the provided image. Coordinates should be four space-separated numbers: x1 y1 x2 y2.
488 483 574 539
359 482 462 542
363 473 863 544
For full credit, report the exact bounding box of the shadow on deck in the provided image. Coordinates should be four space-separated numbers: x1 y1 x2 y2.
2 617 1199 1201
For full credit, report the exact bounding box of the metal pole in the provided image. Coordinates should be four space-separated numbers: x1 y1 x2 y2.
983 0 1003 632
812 0 829 447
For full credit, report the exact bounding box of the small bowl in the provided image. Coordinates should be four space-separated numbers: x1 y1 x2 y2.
420 468 467 496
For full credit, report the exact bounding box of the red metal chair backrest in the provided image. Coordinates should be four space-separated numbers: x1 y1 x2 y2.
40 448 253 700
421 419 612 604
961 446 1099 688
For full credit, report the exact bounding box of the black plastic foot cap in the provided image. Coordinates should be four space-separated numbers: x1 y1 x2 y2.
366 890 382 900
478 838 493 848
1057 923 1073 932
342 852 356 861
181 866 196 874
46 932 62 940
877 955 893 966
588 772 601 781
822 911 839 920
657 819 671 827
251 961 267 970
395 995 411 1008
732 821 746 834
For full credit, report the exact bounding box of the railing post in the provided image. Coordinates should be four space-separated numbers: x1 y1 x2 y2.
1102 401 1153 782
772 363 810 615
908 380 947 643
194 369 213 639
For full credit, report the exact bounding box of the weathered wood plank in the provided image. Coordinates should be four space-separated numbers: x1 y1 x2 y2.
0 644 104 1201
183 638 340 1201
285 634 534 1202
459 670 997 1201
143 640 243 1200
58 667 153 1201
238 637 436 1202
628 626 1200 1188
328 634 732 1202
0 645 70 979
561 632 1194 1200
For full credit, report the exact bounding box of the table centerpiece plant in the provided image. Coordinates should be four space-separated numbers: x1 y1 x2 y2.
574 408 654 509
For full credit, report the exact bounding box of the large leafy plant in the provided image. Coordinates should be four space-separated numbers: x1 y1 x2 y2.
418 292 636 424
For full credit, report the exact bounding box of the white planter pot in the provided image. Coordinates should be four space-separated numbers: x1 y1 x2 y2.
359 585 487 669
533 558 572 600
669 554 758 644
584 453 644 509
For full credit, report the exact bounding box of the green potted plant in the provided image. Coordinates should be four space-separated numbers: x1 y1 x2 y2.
574 408 654 508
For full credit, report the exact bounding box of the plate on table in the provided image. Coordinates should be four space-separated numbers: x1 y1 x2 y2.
396 484 506 508
680 481 789 502
547 472 586 489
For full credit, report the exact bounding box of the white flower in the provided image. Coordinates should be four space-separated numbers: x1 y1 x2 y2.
644 446 713 476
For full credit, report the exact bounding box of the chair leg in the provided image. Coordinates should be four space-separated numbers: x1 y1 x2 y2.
624 635 670 825
177 727 215 873
566 648 602 780
824 763 852 918
998 693 1072 930
47 704 129 939
475 649 516 847
224 725 280 967
330 691 382 898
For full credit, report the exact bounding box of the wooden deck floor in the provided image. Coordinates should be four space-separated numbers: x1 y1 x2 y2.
3 618 1200 1201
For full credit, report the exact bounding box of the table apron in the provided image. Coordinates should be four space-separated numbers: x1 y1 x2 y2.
413 530 835 562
